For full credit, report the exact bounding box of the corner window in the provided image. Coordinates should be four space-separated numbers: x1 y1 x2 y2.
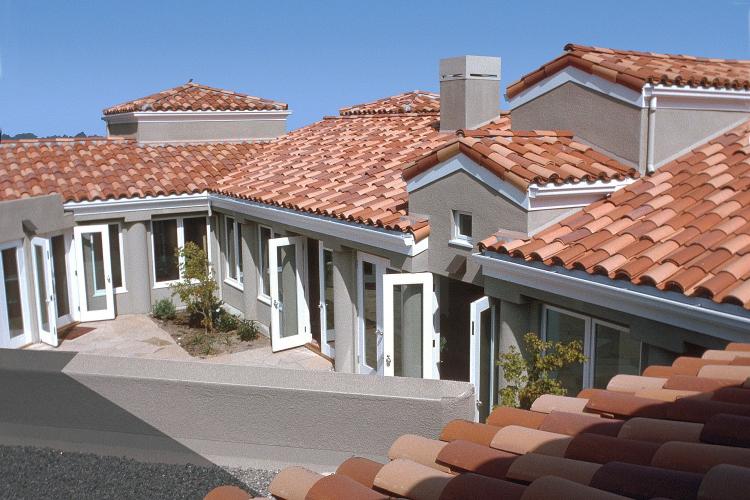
152 216 209 285
223 216 244 287
542 305 640 394
451 210 473 248
258 225 272 299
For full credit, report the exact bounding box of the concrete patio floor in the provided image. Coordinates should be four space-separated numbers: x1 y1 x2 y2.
28 314 332 372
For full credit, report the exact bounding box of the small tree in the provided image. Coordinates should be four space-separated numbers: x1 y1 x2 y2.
170 242 220 336
498 332 586 409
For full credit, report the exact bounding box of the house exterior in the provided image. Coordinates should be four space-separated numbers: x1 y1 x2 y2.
1 45 749 422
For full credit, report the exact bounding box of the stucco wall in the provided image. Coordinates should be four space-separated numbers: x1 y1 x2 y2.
652 108 749 166
0 349 474 470
0 195 73 244
121 118 287 144
511 82 643 165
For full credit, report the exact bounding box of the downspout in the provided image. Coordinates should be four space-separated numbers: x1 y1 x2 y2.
646 89 657 174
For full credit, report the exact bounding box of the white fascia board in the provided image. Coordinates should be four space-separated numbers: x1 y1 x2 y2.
527 178 634 210
209 194 426 257
407 152 631 211
475 252 750 341
646 84 750 112
64 192 210 217
102 110 291 124
508 67 645 109
407 153 531 208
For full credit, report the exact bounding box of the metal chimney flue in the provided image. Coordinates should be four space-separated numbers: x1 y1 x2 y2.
439 55 501 132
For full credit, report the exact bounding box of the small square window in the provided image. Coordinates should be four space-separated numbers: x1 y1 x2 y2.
453 210 473 241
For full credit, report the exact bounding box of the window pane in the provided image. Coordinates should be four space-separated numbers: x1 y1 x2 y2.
82 233 107 312
184 217 207 252
2 248 25 338
237 224 243 284
153 219 179 282
545 308 586 395
260 226 271 296
392 283 423 378
594 324 640 388
108 224 123 289
226 218 236 280
362 261 378 369
33 244 50 332
458 213 472 238
324 249 334 336
51 236 69 317
277 243 298 338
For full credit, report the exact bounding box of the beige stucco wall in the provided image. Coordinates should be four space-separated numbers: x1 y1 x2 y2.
511 82 644 165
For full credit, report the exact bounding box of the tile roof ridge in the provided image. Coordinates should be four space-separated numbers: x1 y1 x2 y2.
564 42 750 64
0 136 130 147
459 129 574 138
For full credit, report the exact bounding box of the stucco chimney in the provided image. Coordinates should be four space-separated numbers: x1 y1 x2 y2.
439 55 501 132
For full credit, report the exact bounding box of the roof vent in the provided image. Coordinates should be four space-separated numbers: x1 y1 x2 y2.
439 55 501 132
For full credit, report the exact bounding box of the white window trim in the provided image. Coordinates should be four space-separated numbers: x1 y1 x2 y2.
540 304 640 389
223 216 244 291
94 223 127 295
257 224 273 304
151 215 212 288
451 210 473 247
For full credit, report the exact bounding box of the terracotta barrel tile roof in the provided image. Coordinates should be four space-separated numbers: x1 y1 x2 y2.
103 82 287 115
507 43 750 99
403 129 638 191
338 90 439 115
480 121 750 310
0 137 237 202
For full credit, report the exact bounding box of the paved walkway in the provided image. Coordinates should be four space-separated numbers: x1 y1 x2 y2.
28 314 332 372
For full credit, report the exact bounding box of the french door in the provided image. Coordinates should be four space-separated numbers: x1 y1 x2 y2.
318 243 335 358
269 236 310 352
357 254 386 375
470 296 496 422
0 241 32 348
74 225 115 322
382 272 436 379
31 237 58 346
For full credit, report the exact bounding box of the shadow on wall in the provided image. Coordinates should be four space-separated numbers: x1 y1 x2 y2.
0 350 246 497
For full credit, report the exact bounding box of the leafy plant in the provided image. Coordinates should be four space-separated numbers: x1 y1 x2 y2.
497 332 586 410
151 298 176 320
216 311 240 333
237 319 260 342
170 242 220 336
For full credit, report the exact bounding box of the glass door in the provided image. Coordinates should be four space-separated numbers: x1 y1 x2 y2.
0 241 31 348
269 236 310 352
470 296 496 422
383 272 435 379
318 243 335 358
74 225 115 322
31 237 58 346
357 253 386 375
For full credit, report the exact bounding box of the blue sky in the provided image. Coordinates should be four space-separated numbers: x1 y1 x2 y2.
1 0 749 136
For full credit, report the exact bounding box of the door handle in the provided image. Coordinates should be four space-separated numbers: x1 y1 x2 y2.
376 329 383 336
385 354 391 367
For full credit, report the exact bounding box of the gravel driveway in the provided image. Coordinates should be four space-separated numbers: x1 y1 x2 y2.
0 445 277 499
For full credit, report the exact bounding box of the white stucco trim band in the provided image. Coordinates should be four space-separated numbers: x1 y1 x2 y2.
475 252 750 341
209 194 427 257
102 110 292 125
64 192 211 217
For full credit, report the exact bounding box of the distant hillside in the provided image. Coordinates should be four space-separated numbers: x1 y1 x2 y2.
1 131 90 140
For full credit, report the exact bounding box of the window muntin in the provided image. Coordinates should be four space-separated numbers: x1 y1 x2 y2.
152 216 209 285
542 305 640 393
258 225 272 299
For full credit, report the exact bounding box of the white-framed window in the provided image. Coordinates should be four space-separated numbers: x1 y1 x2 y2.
450 210 473 248
223 216 244 289
258 225 273 303
541 304 641 394
151 215 210 287
87 223 126 295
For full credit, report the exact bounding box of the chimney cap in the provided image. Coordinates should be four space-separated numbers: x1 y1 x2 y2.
440 55 501 82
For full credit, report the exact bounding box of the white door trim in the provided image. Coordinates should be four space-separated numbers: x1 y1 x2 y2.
74 225 115 322
31 237 58 347
318 242 335 358
0 240 32 348
382 272 435 379
356 252 387 375
269 236 310 352
469 296 494 421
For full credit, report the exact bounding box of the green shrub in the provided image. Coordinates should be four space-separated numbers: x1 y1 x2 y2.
216 311 240 332
237 319 259 342
170 242 220 335
152 298 176 320
497 332 586 410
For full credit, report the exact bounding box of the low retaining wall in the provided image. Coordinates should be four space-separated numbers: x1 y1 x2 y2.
0 349 474 471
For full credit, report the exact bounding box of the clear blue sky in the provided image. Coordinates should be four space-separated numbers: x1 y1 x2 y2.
1 0 749 136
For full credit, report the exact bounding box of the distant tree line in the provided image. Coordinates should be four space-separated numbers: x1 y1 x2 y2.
0 131 90 140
